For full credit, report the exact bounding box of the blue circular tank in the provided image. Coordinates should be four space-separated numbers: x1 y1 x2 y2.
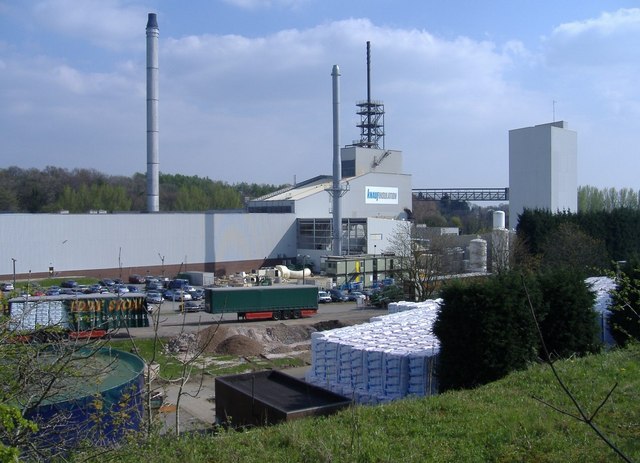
24 347 145 450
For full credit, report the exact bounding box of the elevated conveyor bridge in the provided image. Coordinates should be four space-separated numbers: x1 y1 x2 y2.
413 188 509 202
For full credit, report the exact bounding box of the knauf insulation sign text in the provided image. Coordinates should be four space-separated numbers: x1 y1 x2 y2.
365 187 399 204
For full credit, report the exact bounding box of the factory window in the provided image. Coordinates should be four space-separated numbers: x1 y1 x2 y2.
344 219 367 254
298 219 331 251
342 160 355 177
247 204 293 213
297 218 367 255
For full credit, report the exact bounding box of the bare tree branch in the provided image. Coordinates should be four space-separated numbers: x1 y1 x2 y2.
521 275 633 463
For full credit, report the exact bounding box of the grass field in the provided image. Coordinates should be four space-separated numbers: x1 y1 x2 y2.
77 343 640 462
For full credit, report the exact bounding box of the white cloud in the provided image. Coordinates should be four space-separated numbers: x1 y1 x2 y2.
2 8 639 189
32 0 149 50
539 8 640 155
222 0 308 10
545 8 640 66
0 16 538 185
151 19 535 185
553 8 640 37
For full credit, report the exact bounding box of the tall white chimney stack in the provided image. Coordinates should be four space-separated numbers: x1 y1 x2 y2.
146 13 159 212
331 65 342 256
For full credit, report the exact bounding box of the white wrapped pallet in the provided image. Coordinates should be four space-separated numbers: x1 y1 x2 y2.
306 300 442 404
9 300 68 331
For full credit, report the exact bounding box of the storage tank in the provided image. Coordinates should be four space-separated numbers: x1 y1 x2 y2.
23 347 145 452
492 210 506 230
468 238 487 273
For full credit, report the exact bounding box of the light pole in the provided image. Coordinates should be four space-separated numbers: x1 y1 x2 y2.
298 254 310 285
373 245 377 284
11 258 16 288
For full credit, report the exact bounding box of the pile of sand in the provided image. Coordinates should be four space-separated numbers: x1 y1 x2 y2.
190 320 351 358
215 335 264 356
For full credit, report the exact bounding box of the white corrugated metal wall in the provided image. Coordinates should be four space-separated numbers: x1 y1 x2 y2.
0 212 296 277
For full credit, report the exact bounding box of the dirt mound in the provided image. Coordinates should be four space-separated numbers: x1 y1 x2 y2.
194 322 324 358
215 335 263 356
264 324 316 344
313 320 348 331
197 325 236 354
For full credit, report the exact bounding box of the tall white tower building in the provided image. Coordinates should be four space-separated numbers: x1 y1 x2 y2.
508 121 577 229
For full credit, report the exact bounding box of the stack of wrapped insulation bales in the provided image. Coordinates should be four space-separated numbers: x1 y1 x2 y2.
585 276 616 346
306 300 441 404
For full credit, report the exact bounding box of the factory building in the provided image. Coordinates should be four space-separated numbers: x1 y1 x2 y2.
0 146 411 281
508 121 577 228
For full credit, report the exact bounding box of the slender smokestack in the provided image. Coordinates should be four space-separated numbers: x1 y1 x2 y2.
331 65 342 256
146 13 159 212
366 41 371 146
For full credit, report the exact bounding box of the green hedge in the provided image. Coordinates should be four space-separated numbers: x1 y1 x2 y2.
434 270 599 391
609 264 640 346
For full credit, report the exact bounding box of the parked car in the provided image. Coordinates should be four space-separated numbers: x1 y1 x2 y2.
60 280 78 288
60 288 83 295
163 289 192 301
128 274 146 284
146 291 164 304
347 291 365 301
154 276 170 288
329 289 348 302
127 285 141 293
45 286 61 296
180 300 203 312
189 288 205 301
86 283 107 294
317 290 332 303
112 284 129 294
169 279 190 290
145 278 164 291
99 278 115 288
1 282 15 291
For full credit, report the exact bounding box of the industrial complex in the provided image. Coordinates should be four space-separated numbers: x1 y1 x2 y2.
0 13 578 285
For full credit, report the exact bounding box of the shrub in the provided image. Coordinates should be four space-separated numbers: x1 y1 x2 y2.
537 269 600 357
434 272 540 391
609 265 640 346
435 269 603 392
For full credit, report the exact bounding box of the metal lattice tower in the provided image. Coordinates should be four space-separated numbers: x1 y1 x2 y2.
353 41 385 149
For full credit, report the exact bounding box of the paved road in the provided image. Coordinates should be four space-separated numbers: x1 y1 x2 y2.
122 299 387 339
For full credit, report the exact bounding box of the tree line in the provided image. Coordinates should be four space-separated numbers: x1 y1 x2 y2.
578 185 640 212
516 208 640 265
0 166 288 213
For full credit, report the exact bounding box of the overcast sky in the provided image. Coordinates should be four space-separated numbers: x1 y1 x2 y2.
1 0 639 190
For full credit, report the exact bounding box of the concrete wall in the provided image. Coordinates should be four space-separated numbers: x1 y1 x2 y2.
366 217 403 254
508 121 577 228
0 212 296 280
341 146 403 176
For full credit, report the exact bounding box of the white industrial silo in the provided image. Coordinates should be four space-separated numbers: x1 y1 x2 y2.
468 238 487 273
492 210 506 230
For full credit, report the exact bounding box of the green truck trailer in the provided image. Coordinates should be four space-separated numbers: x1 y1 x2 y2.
204 285 319 321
